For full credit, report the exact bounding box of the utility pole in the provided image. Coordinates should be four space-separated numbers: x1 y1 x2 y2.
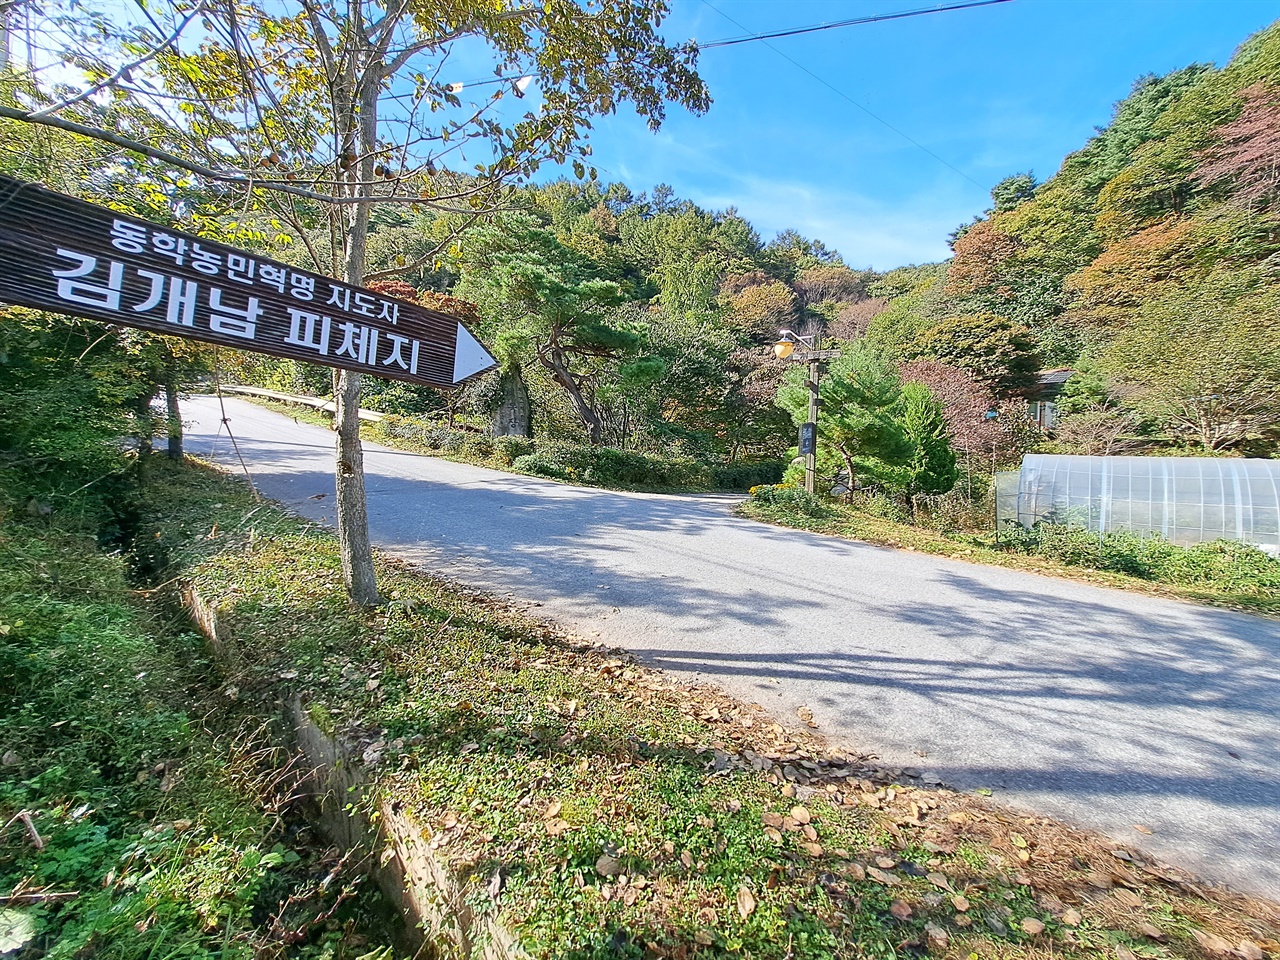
805 336 821 495
773 330 840 496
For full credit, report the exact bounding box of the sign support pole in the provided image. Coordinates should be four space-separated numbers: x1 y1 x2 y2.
805 336 821 496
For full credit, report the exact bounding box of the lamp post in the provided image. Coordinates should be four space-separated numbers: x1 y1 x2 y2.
773 329 840 496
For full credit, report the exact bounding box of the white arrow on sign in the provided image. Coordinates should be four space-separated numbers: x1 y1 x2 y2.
454 323 497 384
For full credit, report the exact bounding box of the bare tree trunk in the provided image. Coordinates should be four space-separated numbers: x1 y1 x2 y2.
334 367 379 604
329 2 382 606
540 347 604 444
134 390 156 459
164 372 183 462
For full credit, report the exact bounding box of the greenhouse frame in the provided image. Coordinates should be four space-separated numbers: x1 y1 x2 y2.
998 454 1280 554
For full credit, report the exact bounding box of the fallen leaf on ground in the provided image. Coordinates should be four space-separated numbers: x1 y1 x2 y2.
1112 888 1142 909
951 895 970 912
595 854 621 877
1062 908 1081 926
790 805 811 825
736 886 756 919
1133 824 1153 834
1021 918 1045 935
889 900 912 920
925 923 948 946
926 871 951 890
1191 931 1235 958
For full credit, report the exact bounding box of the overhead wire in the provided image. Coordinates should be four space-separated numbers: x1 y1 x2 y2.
438 0 1010 92
699 0 1011 48
699 0 990 189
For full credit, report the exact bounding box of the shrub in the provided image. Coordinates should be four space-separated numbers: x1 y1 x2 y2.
749 482 828 517
423 425 470 452
711 460 785 491
851 490 909 523
512 452 564 479
493 435 536 465
462 435 494 460
515 443 710 489
1000 522 1280 593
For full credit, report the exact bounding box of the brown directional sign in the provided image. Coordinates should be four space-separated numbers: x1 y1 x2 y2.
0 175 496 387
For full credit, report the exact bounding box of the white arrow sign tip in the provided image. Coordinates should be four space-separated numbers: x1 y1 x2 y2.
453 323 497 384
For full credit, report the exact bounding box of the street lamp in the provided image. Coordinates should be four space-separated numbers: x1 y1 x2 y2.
772 329 839 496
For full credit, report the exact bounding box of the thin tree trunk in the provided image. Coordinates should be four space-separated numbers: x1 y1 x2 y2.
164 373 182 462
330 4 382 606
540 347 604 444
134 390 155 459
334 368 379 604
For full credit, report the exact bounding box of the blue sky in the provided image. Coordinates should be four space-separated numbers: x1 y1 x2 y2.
559 0 1279 271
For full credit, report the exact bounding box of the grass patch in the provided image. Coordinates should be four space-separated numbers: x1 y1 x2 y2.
0 471 397 959
740 493 1280 618
142 460 1279 958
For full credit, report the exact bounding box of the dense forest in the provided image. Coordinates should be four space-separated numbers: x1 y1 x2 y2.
4 20 1280 531
232 19 1280 482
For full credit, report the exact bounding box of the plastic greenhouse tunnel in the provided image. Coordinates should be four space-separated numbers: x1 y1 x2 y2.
998 454 1280 555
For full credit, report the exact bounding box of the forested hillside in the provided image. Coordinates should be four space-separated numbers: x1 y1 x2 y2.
864 22 1280 459
4 20 1279 532
229 21 1280 482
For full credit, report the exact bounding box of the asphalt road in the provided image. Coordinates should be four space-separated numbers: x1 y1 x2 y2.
183 395 1280 901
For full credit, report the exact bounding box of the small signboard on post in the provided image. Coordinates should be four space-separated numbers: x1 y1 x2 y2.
798 421 817 456
0 175 496 388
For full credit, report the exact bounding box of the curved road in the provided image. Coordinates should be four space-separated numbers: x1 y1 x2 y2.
184 396 1280 900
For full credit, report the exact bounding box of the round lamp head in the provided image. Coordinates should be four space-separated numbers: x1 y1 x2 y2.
773 339 795 360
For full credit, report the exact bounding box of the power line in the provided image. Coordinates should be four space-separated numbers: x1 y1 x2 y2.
699 0 1012 49
440 0 1011 92
699 0 989 190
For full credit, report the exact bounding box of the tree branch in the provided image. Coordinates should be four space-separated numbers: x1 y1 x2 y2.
380 9 537 78
0 104 488 208
28 3 207 120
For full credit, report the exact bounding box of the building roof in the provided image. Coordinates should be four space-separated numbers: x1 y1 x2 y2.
1037 368 1074 387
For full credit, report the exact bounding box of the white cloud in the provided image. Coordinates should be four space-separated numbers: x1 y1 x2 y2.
692 175 974 270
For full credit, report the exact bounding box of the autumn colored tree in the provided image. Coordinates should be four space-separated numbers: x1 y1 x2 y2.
723 280 800 342
1193 82 1280 209
897 360 1000 457
793 266 871 308
912 313 1040 398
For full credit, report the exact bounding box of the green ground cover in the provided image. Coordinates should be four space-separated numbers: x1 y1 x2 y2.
741 487 1280 618
0 468 398 959
134 460 1278 958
